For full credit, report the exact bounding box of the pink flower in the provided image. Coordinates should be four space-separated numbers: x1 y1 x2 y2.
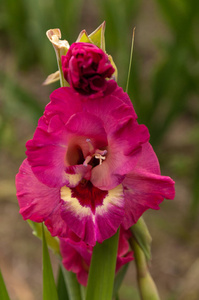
61 42 115 95
60 227 133 286
16 82 175 246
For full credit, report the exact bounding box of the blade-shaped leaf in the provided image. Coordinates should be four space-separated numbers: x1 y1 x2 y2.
28 220 60 256
125 28 135 93
113 263 129 298
86 229 120 300
61 265 82 300
0 270 10 300
42 224 59 300
57 265 69 300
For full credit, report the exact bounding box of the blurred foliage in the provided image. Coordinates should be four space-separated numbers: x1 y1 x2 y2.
0 0 199 298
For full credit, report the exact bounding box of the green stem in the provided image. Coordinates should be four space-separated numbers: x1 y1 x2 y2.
130 238 160 300
56 52 68 87
86 229 120 300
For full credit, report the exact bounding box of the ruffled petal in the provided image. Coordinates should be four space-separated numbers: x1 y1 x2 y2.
122 143 175 229
91 119 150 190
26 115 91 188
60 184 124 246
44 202 69 237
60 230 92 286
65 111 108 154
46 87 83 124
16 159 60 222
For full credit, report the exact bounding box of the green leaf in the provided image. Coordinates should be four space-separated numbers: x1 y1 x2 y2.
125 27 135 93
86 229 120 300
80 285 86 300
113 263 129 298
57 265 69 300
28 220 60 256
42 224 59 300
0 270 10 300
130 217 152 261
61 265 82 300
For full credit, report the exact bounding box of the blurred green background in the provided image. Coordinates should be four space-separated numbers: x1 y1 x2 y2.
0 0 199 299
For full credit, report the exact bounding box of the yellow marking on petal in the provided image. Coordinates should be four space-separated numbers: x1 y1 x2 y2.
61 186 92 218
60 184 123 221
96 184 123 215
65 173 82 187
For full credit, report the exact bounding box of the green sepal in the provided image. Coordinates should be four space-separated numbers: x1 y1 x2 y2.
27 220 60 256
76 30 91 43
0 270 11 300
77 22 106 51
88 22 106 51
42 224 59 300
130 238 160 300
130 217 152 261
108 54 118 82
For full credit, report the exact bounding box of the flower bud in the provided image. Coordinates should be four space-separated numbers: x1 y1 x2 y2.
62 42 115 95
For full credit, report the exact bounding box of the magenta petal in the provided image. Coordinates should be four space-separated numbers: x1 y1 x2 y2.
122 143 175 229
116 252 134 272
26 116 91 188
46 87 83 124
16 159 60 222
44 202 69 237
116 227 134 273
26 117 69 187
91 119 149 190
60 234 92 286
66 111 108 150
112 84 135 109
118 227 132 257
60 184 124 246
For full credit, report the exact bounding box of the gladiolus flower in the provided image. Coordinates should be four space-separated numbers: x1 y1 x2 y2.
16 81 175 246
61 42 115 95
60 227 133 286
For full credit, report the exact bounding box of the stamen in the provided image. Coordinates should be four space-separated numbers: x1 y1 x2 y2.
94 149 107 165
94 154 106 165
84 139 107 166
83 155 92 166
86 138 95 153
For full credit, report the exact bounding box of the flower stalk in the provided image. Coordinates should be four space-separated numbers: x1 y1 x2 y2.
130 217 152 261
130 238 160 300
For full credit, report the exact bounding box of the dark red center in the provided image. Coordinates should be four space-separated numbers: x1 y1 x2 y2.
70 181 108 213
